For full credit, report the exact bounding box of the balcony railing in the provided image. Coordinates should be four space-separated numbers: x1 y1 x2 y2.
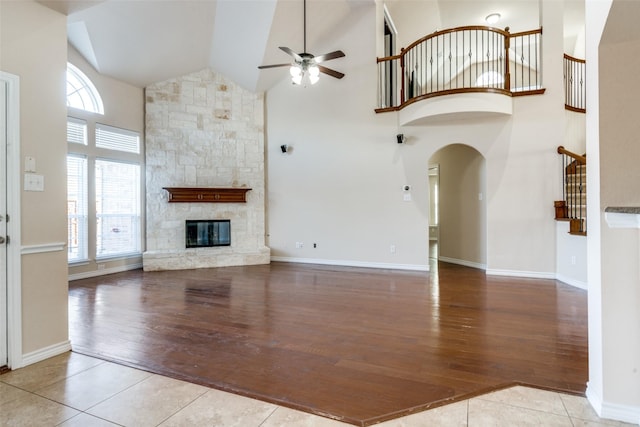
563 54 586 113
376 26 544 112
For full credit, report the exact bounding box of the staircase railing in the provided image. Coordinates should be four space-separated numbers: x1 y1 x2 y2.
556 146 587 235
563 54 586 113
376 26 544 112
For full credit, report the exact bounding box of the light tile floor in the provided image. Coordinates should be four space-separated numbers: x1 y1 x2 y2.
0 352 636 427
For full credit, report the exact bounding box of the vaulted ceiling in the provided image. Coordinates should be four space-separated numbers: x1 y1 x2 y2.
37 0 585 92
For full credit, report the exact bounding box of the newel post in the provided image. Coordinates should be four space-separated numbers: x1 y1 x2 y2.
504 27 511 92
400 47 405 105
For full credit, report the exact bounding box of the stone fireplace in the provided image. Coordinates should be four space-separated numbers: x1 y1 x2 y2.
142 68 270 271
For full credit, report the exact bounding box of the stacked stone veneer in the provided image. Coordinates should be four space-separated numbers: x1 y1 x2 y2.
143 68 270 271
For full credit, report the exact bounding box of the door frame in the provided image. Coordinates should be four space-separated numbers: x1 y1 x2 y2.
1 71 23 369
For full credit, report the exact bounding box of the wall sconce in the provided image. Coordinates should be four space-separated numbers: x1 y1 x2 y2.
396 134 405 144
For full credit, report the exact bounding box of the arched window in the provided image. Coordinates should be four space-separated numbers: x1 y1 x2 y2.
66 62 104 114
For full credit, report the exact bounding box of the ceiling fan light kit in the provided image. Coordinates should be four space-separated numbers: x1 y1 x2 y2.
258 0 345 86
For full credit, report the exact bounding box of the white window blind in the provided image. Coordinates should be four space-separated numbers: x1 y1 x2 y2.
67 117 87 145
95 159 141 257
67 155 88 262
96 124 140 154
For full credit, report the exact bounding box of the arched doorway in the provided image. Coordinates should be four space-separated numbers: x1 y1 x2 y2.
428 144 487 271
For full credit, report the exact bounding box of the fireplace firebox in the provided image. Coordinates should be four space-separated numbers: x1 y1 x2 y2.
185 220 230 248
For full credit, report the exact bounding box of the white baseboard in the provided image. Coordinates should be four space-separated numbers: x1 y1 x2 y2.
20 340 72 368
485 268 556 280
438 256 486 270
600 402 640 425
69 262 143 281
586 383 604 417
587 385 640 425
555 273 588 290
270 256 429 272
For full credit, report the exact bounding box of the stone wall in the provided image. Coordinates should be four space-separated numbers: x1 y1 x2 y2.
143 68 269 270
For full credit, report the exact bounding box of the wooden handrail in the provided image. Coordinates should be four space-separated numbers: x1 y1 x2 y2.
376 54 402 63
403 25 511 52
376 26 542 63
563 53 585 64
557 146 586 165
509 28 543 38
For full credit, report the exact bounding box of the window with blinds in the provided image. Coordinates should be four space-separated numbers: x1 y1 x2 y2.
67 155 88 262
66 64 143 269
67 117 87 145
95 159 141 258
96 124 140 153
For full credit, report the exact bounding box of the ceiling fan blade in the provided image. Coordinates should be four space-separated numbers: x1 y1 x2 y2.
312 50 345 64
279 46 302 62
258 63 291 69
318 65 345 79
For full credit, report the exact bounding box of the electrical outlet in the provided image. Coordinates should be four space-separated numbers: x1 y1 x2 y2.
390 245 396 254
296 242 304 249
98 263 106 270
571 255 576 265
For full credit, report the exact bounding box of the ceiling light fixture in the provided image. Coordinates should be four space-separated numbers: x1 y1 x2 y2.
485 13 501 25
289 62 320 86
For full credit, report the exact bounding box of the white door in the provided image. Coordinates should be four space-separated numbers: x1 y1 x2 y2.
0 80 8 367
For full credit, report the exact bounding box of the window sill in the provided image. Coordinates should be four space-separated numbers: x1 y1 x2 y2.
95 252 143 262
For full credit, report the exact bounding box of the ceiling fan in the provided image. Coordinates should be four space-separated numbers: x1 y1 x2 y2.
258 0 345 85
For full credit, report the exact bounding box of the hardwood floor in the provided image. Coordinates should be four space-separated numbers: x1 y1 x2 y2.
68 261 588 426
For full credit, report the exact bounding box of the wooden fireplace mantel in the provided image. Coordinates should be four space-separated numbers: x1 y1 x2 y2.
163 187 251 203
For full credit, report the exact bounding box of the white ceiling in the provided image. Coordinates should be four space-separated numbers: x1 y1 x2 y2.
37 0 585 91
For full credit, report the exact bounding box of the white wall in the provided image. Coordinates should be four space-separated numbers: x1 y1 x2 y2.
0 0 69 361
585 0 609 416
266 0 567 276
564 110 586 154
585 0 640 423
556 221 587 289
267 4 429 270
596 3 640 420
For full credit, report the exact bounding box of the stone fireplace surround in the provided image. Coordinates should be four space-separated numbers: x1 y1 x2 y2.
142 68 270 271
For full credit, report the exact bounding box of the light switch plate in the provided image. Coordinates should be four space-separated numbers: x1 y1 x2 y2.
25 156 36 172
24 173 44 192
